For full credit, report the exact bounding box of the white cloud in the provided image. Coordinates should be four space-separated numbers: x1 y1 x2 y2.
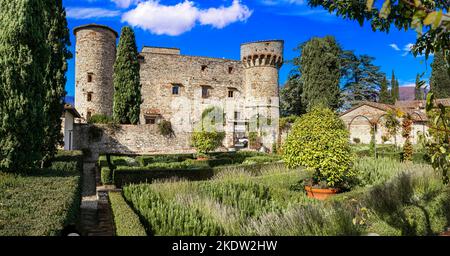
199 0 252 29
122 0 253 36
389 43 400 51
111 0 139 8
122 1 198 36
403 43 414 52
260 0 305 5
66 7 121 19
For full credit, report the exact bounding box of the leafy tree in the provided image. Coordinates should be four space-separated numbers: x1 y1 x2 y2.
113 26 142 124
0 0 49 171
384 109 402 147
425 93 450 183
379 75 393 104
41 0 72 166
307 0 450 61
415 73 426 100
283 107 355 188
430 51 450 98
401 114 414 161
296 36 342 111
391 70 400 102
341 51 385 106
280 72 305 117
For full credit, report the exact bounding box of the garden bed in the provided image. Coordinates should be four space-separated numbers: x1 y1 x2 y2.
98 151 283 187
114 157 450 236
0 151 83 236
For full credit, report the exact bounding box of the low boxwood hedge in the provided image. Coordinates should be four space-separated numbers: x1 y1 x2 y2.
0 150 83 236
101 167 113 185
109 192 147 236
113 162 285 187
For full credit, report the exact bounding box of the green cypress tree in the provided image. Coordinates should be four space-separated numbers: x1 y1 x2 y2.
41 0 72 166
297 36 342 111
414 73 425 100
430 51 450 99
391 70 399 102
0 0 49 171
280 73 305 117
113 26 142 124
379 75 392 104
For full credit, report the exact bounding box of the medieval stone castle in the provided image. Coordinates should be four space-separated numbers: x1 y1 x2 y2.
72 24 283 153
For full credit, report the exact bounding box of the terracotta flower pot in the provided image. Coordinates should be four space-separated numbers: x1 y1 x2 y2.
304 186 339 200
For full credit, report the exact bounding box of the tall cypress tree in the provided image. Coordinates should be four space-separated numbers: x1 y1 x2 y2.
0 0 49 171
430 51 450 99
391 70 400 102
414 73 425 100
297 36 342 111
113 26 142 124
379 75 392 104
41 1 72 166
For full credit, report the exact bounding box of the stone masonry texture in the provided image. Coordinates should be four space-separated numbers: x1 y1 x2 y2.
73 24 283 154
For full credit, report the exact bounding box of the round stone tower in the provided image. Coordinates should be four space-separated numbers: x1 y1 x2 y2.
73 24 118 121
241 40 284 150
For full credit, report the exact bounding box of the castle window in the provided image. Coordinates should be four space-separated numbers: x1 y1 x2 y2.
87 92 92 102
172 84 180 95
228 90 234 98
234 111 240 120
87 73 93 83
201 65 207 71
228 67 233 74
201 86 210 98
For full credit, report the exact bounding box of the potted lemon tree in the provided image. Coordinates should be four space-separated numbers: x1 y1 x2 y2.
283 107 355 200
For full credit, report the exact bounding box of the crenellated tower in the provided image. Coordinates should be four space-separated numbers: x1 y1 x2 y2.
241 40 284 150
73 24 118 121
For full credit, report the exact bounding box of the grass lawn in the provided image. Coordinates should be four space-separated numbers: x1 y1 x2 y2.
0 151 82 236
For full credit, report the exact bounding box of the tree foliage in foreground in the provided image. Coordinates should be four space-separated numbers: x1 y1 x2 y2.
307 0 450 62
0 0 48 170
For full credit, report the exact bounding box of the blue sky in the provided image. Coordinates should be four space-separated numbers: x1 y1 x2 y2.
63 0 433 97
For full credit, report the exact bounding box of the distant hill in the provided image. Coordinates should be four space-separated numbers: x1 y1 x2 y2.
64 96 74 106
399 86 429 101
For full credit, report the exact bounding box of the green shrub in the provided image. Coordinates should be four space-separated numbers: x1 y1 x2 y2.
109 192 146 236
101 167 113 185
353 157 404 187
88 114 114 124
0 151 82 236
98 155 108 169
283 107 354 188
191 130 225 155
207 157 234 167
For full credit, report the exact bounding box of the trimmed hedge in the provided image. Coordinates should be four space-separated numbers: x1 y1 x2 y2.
355 150 430 164
0 150 83 236
101 167 113 185
113 162 285 187
109 192 147 236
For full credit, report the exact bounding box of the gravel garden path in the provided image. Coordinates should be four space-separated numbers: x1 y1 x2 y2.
77 161 115 236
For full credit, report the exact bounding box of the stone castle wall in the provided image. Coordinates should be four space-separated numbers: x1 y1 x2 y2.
74 25 117 120
73 24 284 153
73 123 195 160
139 48 246 135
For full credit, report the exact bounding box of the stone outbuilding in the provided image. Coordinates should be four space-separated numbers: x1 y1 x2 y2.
340 99 450 145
